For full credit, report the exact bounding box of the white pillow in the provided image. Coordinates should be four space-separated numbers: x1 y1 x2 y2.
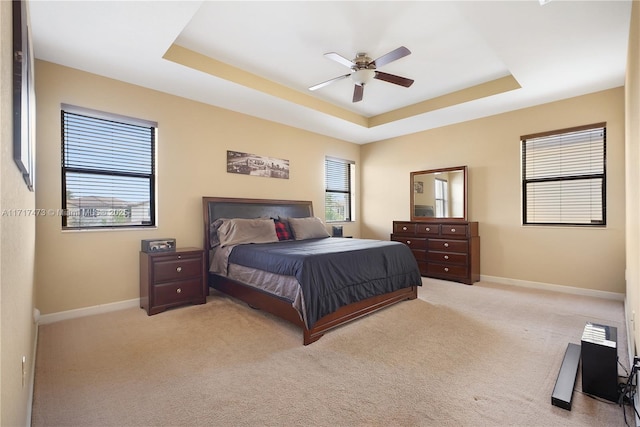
288 217 330 240
218 218 279 247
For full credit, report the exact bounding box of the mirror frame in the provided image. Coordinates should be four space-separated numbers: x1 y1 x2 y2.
410 165 468 222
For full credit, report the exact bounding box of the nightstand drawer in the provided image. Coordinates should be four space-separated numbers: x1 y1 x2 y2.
153 279 204 307
154 258 202 282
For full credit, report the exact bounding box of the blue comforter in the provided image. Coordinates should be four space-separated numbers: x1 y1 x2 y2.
228 237 422 328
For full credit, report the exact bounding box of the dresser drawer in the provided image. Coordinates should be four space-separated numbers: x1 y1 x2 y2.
153 278 204 307
415 223 440 235
427 263 468 278
428 239 468 253
154 257 203 282
427 251 468 265
440 224 468 237
391 235 427 250
393 222 416 234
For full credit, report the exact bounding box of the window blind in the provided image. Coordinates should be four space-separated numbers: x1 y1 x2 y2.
325 157 353 222
61 108 156 229
522 124 605 226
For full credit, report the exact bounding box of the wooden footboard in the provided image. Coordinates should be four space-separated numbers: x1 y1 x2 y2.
211 273 417 345
303 285 418 345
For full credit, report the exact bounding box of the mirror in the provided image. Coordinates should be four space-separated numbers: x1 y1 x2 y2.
410 165 467 221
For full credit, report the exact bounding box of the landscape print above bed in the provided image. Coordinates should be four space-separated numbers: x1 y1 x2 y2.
226 150 289 179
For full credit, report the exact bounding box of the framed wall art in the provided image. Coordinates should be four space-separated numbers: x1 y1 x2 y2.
12 0 36 191
226 150 289 179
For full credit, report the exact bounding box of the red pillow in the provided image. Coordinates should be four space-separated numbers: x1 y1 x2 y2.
274 218 293 241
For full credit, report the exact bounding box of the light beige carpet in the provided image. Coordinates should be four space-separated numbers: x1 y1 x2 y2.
32 279 633 426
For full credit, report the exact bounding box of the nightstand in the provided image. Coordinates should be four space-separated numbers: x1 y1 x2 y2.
140 247 207 315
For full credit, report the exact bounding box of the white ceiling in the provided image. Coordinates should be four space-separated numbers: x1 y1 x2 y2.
28 0 632 144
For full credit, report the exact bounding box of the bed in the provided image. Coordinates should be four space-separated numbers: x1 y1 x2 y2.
203 196 422 345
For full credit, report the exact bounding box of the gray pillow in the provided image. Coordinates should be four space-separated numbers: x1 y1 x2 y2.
218 218 279 247
288 217 330 240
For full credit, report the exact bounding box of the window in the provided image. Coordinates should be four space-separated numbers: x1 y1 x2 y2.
61 105 157 229
325 157 354 222
521 123 605 226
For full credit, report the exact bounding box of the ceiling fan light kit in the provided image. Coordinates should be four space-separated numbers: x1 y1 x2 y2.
309 46 414 102
351 69 375 86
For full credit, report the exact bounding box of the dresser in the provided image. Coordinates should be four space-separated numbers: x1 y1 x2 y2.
391 221 480 284
140 247 207 315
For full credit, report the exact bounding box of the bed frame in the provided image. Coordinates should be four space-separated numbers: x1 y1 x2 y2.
203 196 418 345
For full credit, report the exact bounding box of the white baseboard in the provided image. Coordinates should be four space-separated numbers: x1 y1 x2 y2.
38 298 140 325
481 274 625 301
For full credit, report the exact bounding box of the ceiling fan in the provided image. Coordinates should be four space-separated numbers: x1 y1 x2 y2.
308 46 414 103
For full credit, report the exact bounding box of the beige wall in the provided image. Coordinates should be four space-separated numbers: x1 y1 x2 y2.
361 88 626 294
34 60 361 315
0 1 38 425
626 1 640 355
36 58 628 315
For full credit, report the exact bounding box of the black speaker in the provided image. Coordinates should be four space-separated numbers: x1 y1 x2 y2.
581 322 618 402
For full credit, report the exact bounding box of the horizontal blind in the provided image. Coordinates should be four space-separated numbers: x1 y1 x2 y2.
63 113 153 174
325 159 350 193
522 125 605 226
62 110 156 228
325 158 353 222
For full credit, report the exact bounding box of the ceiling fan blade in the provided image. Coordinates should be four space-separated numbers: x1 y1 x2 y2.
308 73 351 91
374 71 414 88
352 84 364 103
324 52 355 68
370 46 411 68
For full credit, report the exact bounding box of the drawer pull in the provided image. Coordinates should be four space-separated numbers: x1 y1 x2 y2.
444 267 449 272
451 228 456 233
176 288 182 294
176 266 182 273
425 227 430 232
178 255 182 259
444 243 449 248
406 240 411 245
402 226 407 231
444 255 449 260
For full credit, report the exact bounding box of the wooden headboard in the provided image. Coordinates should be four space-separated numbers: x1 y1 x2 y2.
202 197 314 267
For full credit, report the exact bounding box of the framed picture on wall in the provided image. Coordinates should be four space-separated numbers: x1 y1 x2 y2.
226 150 289 179
414 181 424 193
12 0 36 191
